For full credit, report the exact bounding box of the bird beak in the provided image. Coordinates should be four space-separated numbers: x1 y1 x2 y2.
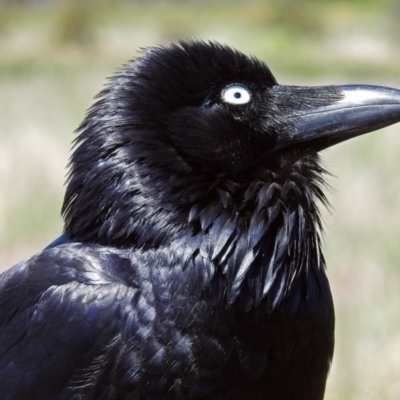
277 84 400 151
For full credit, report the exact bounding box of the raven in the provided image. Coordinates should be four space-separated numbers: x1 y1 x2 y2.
1 40 400 400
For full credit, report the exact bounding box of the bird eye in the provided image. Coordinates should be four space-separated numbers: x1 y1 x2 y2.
222 85 251 105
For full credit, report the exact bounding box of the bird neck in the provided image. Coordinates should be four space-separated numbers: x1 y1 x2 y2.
63 149 329 311
179 172 327 311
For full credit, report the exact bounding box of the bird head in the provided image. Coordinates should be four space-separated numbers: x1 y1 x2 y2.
62 40 400 252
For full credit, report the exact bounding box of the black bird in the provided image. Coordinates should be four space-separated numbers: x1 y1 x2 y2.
1 40 400 400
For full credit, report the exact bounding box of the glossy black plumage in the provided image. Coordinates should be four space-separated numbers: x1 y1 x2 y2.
2 41 400 400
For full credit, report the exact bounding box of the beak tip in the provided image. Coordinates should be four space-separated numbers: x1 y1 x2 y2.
288 84 400 150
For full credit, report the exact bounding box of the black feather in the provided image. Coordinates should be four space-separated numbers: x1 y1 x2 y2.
4 39 398 399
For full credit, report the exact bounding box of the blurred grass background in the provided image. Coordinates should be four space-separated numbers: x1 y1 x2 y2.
1 0 400 398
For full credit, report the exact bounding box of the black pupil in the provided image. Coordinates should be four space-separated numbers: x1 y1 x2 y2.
234 92 241 99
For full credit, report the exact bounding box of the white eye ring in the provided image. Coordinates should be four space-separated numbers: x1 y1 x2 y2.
222 85 251 105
